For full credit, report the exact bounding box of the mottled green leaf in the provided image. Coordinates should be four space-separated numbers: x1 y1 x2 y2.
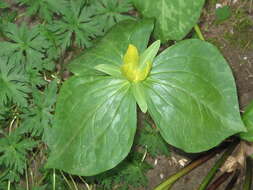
133 0 205 42
69 19 154 75
240 100 253 142
46 76 136 176
143 39 245 152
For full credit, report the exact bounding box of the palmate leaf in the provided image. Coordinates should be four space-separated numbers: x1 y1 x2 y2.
0 23 49 70
0 133 37 182
136 121 170 157
16 0 67 22
18 80 57 137
133 0 205 42
50 0 100 50
39 25 63 60
143 39 245 152
88 152 152 190
92 0 134 32
0 57 30 107
240 100 253 142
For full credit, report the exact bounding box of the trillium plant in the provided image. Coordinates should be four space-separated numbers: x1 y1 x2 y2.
45 19 247 176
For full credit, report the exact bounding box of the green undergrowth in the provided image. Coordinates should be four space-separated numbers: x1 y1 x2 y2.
223 5 253 49
206 3 253 59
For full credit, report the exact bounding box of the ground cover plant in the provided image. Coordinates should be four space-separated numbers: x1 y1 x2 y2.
0 0 253 189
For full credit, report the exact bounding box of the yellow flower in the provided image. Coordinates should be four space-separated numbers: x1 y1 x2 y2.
121 44 152 82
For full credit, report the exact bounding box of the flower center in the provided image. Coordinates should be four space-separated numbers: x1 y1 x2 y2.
121 44 152 82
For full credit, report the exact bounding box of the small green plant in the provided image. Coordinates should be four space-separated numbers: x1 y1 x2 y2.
45 17 245 176
86 151 152 190
136 120 170 157
215 5 232 22
1 0 253 189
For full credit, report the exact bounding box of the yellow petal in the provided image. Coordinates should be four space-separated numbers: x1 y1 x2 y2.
121 44 152 82
134 61 152 82
123 44 139 69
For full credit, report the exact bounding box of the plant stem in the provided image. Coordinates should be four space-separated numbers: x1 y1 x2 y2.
7 180 10 190
78 176 91 190
25 165 29 190
243 157 252 190
154 152 216 190
197 141 238 190
69 174 79 190
206 172 232 190
194 25 205 41
60 171 73 190
224 170 240 190
53 169 56 190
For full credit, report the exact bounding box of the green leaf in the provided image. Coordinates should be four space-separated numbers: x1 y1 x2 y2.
69 19 154 75
215 6 232 22
0 1 10 9
0 133 37 182
136 121 170 157
0 23 49 70
94 64 122 78
46 76 137 176
91 0 134 32
133 0 205 42
18 80 57 138
0 57 30 107
143 39 245 152
139 40 160 68
89 152 152 190
50 0 101 50
239 100 253 142
16 0 67 22
132 83 148 113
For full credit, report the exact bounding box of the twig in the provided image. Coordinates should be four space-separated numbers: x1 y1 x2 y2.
206 172 232 190
197 141 238 190
224 169 240 190
25 164 29 190
60 170 73 190
78 176 92 190
69 174 79 190
243 157 252 190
